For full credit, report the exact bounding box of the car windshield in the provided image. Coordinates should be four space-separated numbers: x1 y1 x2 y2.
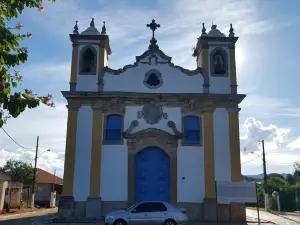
126 204 137 211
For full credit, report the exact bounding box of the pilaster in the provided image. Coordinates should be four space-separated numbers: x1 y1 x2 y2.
62 104 80 196
203 107 216 199
70 43 79 91
89 105 104 197
227 107 242 181
230 47 237 94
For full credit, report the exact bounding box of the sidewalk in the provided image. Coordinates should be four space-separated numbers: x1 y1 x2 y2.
0 207 58 221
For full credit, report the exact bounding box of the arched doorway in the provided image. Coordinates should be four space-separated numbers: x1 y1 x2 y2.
134 147 170 203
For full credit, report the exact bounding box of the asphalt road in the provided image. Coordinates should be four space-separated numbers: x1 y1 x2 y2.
1 208 300 225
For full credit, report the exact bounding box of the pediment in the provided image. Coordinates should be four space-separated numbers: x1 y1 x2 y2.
98 47 208 92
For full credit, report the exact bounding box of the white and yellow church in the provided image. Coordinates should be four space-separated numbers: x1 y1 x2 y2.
59 18 246 221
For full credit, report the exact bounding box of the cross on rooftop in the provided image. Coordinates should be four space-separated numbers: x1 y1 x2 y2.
147 19 160 40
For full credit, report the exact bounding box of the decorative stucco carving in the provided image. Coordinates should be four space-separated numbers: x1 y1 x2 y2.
137 101 168 125
126 128 179 156
123 120 139 138
167 121 183 138
66 99 81 111
91 99 125 113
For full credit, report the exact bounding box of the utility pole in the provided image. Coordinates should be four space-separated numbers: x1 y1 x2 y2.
31 136 39 210
261 140 268 211
53 169 56 192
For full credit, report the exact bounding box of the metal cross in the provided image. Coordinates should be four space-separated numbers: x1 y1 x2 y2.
147 19 160 39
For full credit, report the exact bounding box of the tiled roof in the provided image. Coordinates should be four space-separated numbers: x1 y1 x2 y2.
37 168 63 185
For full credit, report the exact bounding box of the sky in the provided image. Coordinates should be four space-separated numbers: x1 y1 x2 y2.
1 0 300 178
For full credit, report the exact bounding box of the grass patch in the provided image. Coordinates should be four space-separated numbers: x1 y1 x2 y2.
247 206 265 211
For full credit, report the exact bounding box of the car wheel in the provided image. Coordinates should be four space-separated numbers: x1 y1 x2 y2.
113 219 127 225
164 219 177 225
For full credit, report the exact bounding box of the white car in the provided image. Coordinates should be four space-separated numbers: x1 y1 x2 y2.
105 201 188 225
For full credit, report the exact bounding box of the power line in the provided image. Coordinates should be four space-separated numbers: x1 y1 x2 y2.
242 154 263 165
1 127 31 150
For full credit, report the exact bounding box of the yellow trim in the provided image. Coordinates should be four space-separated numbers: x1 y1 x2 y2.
62 109 78 196
202 47 209 73
229 109 242 181
89 109 103 196
203 110 215 198
230 48 237 86
70 44 79 83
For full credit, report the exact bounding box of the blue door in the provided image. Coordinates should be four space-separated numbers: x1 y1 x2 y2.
134 147 170 203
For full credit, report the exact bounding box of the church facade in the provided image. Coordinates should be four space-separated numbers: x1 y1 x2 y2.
59 19 246 221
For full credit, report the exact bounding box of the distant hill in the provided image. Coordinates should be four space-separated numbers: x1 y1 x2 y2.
245 173 264 180
243 173 289 181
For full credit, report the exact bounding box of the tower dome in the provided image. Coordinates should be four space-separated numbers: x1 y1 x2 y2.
81 18 101 35
207 24 226 37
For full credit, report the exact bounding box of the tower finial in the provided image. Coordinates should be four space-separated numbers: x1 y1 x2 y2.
90 18 95 27
101 21 106 34
201 23 207 36
229 23 235 37
73 21 79 34
211 21 217 30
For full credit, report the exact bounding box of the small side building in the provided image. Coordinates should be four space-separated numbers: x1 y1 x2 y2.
34 168 63 207
0 170 23 211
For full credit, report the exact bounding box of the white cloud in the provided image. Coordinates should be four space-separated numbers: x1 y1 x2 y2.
0 103 67 178
240 117 300 175
241 117 291 154
20 61 70 83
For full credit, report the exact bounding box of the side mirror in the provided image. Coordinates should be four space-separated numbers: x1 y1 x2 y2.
132 208 136 213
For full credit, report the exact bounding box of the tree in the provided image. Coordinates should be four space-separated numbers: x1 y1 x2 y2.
0 0 56 128
1 159 38 185
286 173 295 185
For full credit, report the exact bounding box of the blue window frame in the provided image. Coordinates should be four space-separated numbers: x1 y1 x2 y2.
105 114 122 143
183 115 200 144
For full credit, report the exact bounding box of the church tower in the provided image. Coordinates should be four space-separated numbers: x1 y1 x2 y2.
193 23 238 94
68 19 111 92
61 19 111 216
193 23 245 220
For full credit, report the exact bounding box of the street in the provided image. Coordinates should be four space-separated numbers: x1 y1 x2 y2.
1 208 300 225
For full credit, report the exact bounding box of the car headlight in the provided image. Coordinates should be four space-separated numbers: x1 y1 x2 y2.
106 215 114 220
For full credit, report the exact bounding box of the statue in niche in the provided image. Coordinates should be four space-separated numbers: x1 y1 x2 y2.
213 53 226 74
80 48 96 74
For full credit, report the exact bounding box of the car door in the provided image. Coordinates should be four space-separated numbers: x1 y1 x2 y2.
128 202 152 225
146 202 168 225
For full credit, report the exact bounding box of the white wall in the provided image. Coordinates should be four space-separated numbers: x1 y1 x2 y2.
100 144 128 201
213 108 231 181
177 146 205 203
208 46 231 94
73 106 93 201
103 55 204 93
76 44 99 92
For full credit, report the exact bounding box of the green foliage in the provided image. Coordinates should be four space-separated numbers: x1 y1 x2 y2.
0 159 38 185
286 173 295 185
0 0 56 128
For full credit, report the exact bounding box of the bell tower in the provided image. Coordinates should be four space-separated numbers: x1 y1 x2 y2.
68 18 111 92
193 23 238 94
62 18 111 202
